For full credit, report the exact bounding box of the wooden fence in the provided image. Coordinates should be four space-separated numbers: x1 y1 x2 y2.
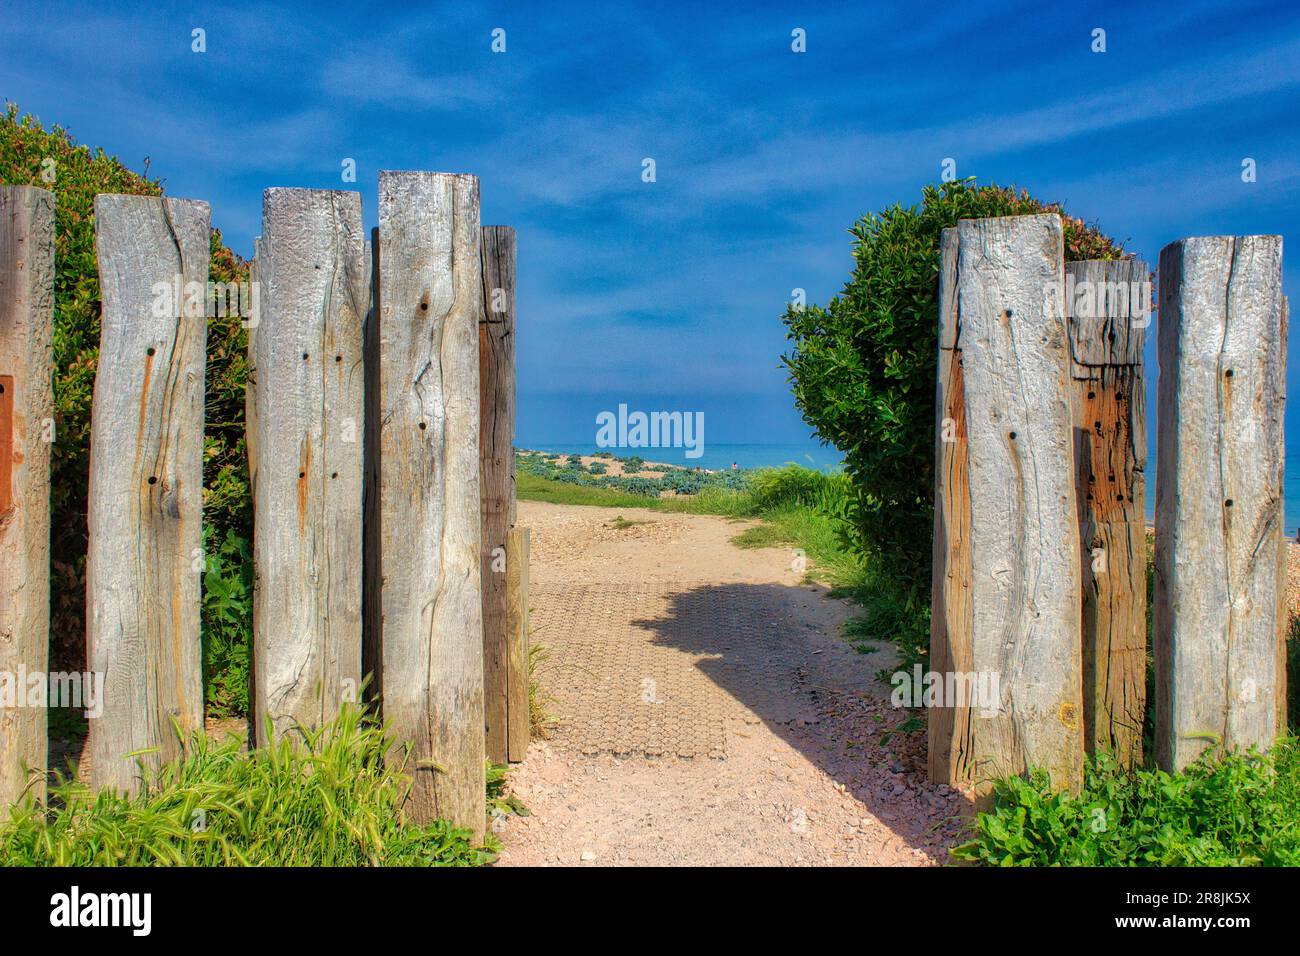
929 213 1288 794
0 174 530 836
0 182 1288 820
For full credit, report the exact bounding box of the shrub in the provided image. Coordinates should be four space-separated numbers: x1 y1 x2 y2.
952 739 1300 866
201 527 253 718
0 708 491 866
0 104 253 708
781 178 1127 651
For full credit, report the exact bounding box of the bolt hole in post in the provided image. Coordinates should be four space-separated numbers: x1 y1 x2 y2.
147 347 155 356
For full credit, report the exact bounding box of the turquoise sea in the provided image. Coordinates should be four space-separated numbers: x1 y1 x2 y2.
518 441 844 474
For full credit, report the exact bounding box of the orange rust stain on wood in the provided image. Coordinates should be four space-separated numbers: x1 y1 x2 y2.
1080 377 1137 522
297 443 312 533
138 350 155 438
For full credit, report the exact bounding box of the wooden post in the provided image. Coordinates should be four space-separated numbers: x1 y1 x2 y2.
362 229 380 706
0 186 54 805
480 225 517 763
928 227 974 787
958 213 1083 794
1065 259 1149 768
250 189 367 745
373 171 485 834
1154 235 1286 771
88 195 209 793
506 525 530 762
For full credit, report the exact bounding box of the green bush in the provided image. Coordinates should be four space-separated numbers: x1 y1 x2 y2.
781 178 1127 653
1 105 252 708
0 708 491 866
952 739 1300 866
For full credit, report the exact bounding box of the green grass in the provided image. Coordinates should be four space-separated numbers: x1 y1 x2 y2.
953 738 1300 866
2 708 493 866
517 472 664 508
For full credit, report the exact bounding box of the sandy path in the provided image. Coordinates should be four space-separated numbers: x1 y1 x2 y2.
493 501 971 867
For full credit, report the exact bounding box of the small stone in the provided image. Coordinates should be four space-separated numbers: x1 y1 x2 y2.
580 850 597 862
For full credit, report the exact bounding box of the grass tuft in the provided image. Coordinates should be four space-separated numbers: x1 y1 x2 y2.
2 708 493 866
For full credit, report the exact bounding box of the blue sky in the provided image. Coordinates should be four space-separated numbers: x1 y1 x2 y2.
2 0 1298 449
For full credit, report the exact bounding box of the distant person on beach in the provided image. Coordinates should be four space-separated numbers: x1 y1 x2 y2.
731 462 738 471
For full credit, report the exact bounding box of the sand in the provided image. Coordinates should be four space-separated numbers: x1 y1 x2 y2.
493 500 967 867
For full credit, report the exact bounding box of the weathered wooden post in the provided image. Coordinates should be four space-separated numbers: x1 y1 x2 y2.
88 195 209 793
0 186 55 805
1065 259 1149 768
373 171 485 834
250 189 367 745
958 213 1084 794
928 227 974 787
1154 235 1286 771
506 525 530 761
480 225 517 763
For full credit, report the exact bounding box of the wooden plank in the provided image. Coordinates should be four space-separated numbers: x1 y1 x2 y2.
506 525 530 762
1064 261 1147 366
250 189 367 745
0 186 55 805
1065 259 1149 768
374 171 485 834
957 213 1083 794
927 227 974 787
1153 235 1286 771
88 195 209 793
480 225 517 763
363 229 381 706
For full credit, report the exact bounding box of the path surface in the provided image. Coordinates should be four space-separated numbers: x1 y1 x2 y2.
494 500 971 866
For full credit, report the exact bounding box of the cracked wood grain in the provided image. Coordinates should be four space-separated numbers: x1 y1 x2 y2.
88 195 209 793
0 186 54 805
957 213 1083 796
1154 235 1285 771
372 171 485 835
251 189 366 745
1066 258 1149 768
928 227 975 788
